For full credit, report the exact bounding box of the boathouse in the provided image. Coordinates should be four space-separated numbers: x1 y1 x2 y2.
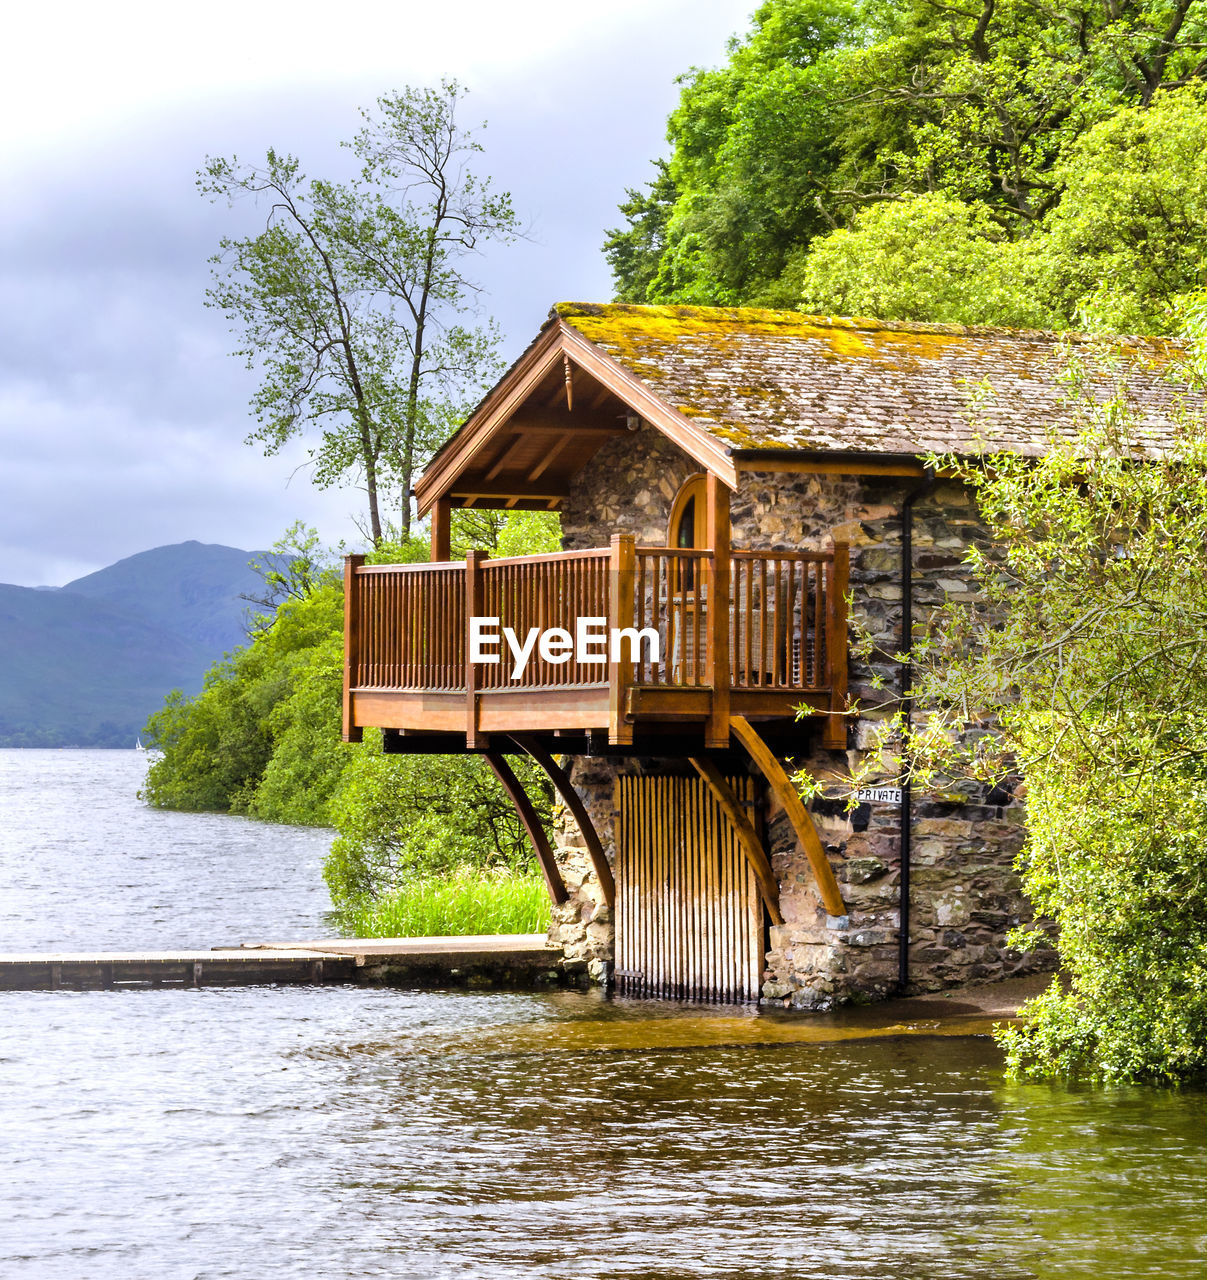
342 303 1188 1008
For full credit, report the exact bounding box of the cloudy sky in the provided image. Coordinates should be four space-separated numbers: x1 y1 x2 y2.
0 0 754 587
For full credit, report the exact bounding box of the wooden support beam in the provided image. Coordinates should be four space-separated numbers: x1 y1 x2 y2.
485 751 569 906
465 549 486 750
729 715 846 917
512 736 615 909
456 497 565 512
608 534 637 746
734 457 929 478
704 472 731 749
342 554 365 743
625 686 711 722
450 483 570 502
689 757 783 926
527 433 573 482
505 417 626 436
484 433 521 482
824 540 850 750
431 498 451 562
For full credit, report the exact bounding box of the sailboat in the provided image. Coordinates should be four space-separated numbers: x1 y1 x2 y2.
135 737 146 752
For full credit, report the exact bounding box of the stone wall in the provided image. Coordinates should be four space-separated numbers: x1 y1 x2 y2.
547 756 622 984
551 422 1055 1007
561 426 697 550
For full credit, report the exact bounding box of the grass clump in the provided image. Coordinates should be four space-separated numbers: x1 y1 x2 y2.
338 871 550 938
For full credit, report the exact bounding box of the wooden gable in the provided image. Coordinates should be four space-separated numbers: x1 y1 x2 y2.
412 317 739 519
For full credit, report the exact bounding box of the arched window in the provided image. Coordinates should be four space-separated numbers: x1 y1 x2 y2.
668 473 706 549
667 473 707 595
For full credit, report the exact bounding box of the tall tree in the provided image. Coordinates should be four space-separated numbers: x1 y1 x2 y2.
795 86 1207 333
201 81 518 543
348 86 519 534
608 0 1207 309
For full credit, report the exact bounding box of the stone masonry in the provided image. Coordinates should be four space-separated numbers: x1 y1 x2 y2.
548 422 1055 1008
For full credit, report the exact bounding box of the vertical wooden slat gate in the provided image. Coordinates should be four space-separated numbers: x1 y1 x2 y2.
614 775 765 1004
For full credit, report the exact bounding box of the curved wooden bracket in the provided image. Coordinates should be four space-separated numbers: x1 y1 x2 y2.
484 751 568 906
689 757 783 926
729 715 847 917
511 737 615 909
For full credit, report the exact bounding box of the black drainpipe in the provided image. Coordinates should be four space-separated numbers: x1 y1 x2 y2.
899 467 938 992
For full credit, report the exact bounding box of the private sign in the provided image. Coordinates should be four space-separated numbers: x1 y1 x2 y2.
854 786 903 805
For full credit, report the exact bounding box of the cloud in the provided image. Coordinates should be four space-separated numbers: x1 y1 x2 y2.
0 0 755 585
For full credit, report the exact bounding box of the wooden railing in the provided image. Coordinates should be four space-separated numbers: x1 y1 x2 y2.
344 537 849 742
352 560 467 690
623 547 842 693
630 546 713 687
478 549 612 689
730 550 832 691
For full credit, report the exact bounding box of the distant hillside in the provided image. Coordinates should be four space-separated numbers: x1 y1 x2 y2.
62 541 266 655
0 541 273 748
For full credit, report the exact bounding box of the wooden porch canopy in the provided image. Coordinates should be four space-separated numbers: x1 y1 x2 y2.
413 311 741 552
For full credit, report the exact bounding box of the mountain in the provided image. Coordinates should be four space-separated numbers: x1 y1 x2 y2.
0 541 272 748
62 541 266 655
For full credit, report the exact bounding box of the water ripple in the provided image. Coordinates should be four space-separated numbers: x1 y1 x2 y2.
3 752 1207 1278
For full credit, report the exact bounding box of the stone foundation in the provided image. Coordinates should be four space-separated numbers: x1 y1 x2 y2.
546 422 1056 1009
547 757 620 987
546 754 1053 1009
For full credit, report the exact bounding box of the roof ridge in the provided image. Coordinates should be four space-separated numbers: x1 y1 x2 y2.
551 300 1182 349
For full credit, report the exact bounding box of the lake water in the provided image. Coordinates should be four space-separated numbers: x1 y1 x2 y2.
2 750 1206 1279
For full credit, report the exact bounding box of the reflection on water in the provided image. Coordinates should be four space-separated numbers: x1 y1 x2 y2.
5 986 1207 1280
996 1078 1207 1277
1 752 1206 1278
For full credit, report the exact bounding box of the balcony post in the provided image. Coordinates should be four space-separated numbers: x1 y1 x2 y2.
704 473 731 749
465 548 487 748
342 554 365 744
608 533 636 746
823 540 849 750
431 496 451 562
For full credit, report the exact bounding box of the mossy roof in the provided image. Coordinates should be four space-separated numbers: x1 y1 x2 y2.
552 302 1195 457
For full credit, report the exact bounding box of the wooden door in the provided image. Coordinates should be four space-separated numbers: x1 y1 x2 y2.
614 774 765 1003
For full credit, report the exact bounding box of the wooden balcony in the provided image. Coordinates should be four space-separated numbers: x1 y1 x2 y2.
343 537 849 754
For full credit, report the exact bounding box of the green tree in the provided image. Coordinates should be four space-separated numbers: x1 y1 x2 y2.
322 749 552 904
885 337 1207 1082
241 520 330 632
794 191 1049 326
609 0 1207 309
615 0 864 304
201 81 517 544
448 507 561 558
1030 86 1207 334
144 576 348 814
604 161 679 303
794 87 1207 333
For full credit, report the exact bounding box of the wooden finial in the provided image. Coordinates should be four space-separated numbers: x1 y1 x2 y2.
563 356 573 411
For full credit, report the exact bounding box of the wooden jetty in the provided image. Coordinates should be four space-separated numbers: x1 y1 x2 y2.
0 934 565 992
0 948 352 991
231 933 566 988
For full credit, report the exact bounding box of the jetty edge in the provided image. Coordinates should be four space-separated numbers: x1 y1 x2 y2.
0 934 566 992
